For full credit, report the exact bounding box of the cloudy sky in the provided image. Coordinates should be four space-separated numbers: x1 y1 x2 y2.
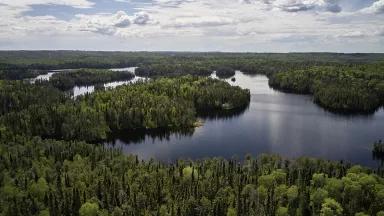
0 0 383 52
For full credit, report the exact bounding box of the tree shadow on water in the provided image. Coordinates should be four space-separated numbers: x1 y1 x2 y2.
372 140 384 176
197 104 250 120
105 105 249 146
105 128 195 145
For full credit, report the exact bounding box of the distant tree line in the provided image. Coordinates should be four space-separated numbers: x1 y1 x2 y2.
42 69 135 90
1 51 383 79
1 51 384 114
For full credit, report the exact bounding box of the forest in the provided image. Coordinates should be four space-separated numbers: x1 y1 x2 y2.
1 134 384 216
268 64 384 113
1 51 384 215
0 76 250 142
215 67 236 79
1 51 384 113
1 51 383 79
44 69 135 90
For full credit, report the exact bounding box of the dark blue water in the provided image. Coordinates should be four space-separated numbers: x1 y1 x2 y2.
105 71 384 167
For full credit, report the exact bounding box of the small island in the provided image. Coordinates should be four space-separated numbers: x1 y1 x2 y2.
45 69 135 90
215 66 236 79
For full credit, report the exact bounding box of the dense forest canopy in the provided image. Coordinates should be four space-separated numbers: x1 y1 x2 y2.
1 51 384 68
0 80 66 115
1 51 384 113
214 67 236 79
1 51 384 79
0 134 384 216
0 76 250 142
269 64 384 113
1 51 384 215
44 69 135 90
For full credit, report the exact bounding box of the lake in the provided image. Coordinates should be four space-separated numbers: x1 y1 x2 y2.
105 71 384 167
30 69 384 167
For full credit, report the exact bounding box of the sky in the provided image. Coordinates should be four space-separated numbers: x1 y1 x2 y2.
0 0 383 52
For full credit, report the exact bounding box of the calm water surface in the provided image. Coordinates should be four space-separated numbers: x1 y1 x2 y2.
105 71 384 167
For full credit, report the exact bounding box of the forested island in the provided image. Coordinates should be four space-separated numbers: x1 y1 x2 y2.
215 67 236 79
0 76 250 142
1 51 384 216
45 69 135 90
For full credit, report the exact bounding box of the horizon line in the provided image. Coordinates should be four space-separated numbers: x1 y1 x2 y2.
0 50 384 54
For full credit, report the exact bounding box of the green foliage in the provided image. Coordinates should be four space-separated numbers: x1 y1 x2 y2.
355 212 369 216
215 67 236 78
0 136 383 216
226 207 236 216
47 69 134 90
0 76 250 142
1 51 384 216
320 198 343 216
182 166 198 179
276 207 288 216
2 51 383 79
80 202 100 216
269 64 384 113
373 140 384 164
2 51 384 113
0 80 66 115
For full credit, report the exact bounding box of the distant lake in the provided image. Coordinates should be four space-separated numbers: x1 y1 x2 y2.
105 71 384 167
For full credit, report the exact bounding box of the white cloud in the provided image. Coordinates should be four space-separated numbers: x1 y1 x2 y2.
241 0 342 13
164 16 235 28
337 31 366 38
272 0 316 12
0 0 382 51
361 0 384 14
75 11 132 35
74 11 156 36
153 0 196 6
133 12 152 25
1 0 94 10
335 27 384 38
112 11 131 27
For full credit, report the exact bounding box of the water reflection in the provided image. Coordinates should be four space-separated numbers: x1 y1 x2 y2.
106 128 195 146
373 141 384 166
198 105 250 120
104 71 384 168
